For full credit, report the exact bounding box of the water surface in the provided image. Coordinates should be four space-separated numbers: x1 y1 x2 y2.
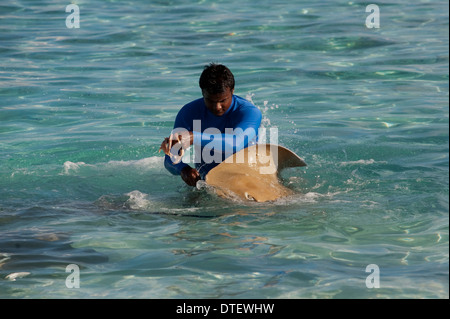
0 0 448 298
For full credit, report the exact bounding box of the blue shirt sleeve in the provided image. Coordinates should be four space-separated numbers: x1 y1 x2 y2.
163 103 194 176
164 155 188 175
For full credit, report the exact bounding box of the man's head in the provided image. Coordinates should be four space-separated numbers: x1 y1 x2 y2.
199 63 235 116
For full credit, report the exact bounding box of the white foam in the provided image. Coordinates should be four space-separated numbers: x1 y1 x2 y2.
5 272 31 281
62 157 164 175
0 253 11 264
62 161 88 174
246 92 272 128
340 159 386 166
105 157 163 169
124 190 152 210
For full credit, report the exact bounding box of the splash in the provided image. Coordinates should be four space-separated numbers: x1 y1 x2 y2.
5 272 31 281
62 157 163 175
62 161 89 174
124 190 153 210
340 159 387 166
246 93 273 128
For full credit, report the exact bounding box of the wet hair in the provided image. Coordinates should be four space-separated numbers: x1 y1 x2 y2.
199 63 235 94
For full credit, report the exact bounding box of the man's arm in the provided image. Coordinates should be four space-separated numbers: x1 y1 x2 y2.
161 106 201 186
162 103 194 176
164 154 188 175
162 138 201 186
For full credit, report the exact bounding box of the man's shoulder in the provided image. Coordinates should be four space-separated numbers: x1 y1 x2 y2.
182 97 204 111
174 97 204 127
233 95 261 114
176 97 204 119
234 95 253 106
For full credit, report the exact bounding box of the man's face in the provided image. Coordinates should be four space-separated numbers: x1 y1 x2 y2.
202 88 234 117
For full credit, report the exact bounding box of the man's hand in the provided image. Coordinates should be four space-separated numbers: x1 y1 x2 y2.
181 166 200 186
159 131 193 164
159 137 173 156
159 130 198 185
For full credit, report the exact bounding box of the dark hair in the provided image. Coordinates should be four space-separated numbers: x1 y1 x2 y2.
199 63 235 94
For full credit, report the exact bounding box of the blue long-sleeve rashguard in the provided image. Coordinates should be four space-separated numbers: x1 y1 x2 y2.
164 95 262 179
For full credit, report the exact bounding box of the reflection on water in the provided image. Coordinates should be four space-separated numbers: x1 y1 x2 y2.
0 228 108 271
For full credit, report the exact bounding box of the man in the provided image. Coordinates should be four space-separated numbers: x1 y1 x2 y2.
160 63 262 186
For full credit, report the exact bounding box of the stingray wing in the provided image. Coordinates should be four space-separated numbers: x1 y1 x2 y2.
205 144 306 202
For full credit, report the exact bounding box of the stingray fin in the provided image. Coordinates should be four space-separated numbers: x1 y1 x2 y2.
205 144 306 202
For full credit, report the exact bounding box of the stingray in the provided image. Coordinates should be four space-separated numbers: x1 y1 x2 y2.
205 144 307 202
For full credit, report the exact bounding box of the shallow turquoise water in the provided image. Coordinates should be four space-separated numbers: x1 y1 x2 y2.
0 0 448 298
